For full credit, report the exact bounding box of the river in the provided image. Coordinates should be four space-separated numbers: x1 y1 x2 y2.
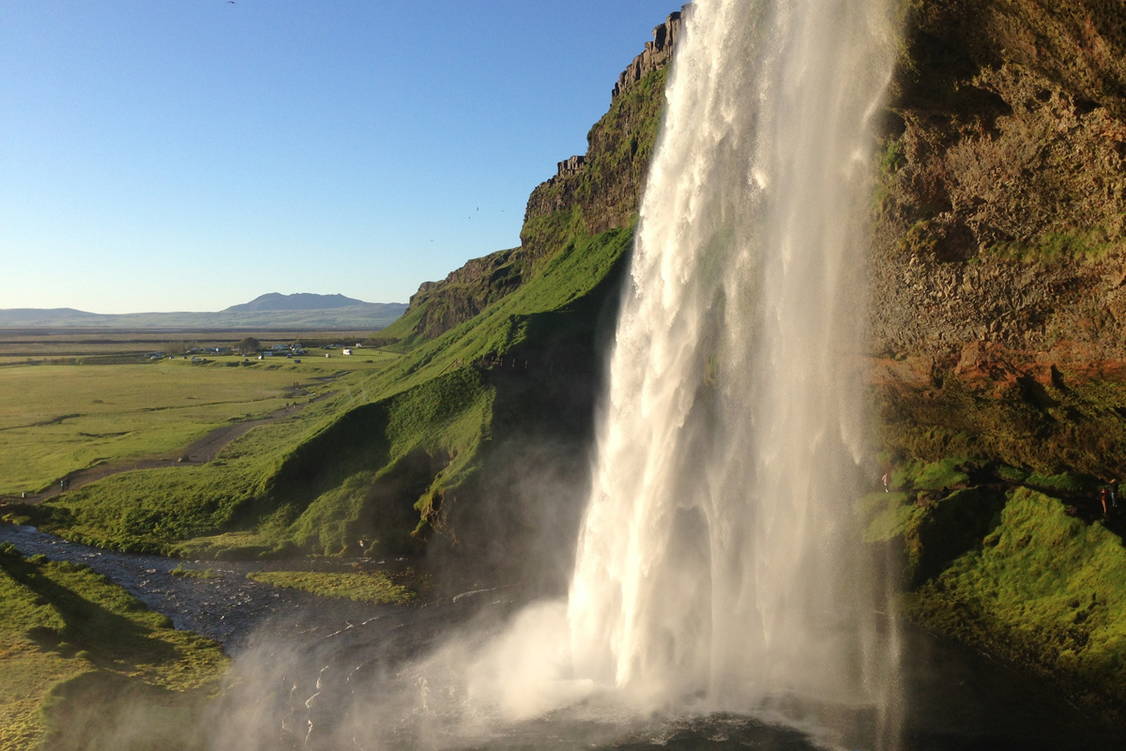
1 523 1120 749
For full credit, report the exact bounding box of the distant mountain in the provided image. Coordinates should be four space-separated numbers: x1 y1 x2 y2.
223 292 368 313
0 308 103 323
0 295 407 330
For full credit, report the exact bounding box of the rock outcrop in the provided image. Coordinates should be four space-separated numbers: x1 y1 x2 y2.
402 247 522 340
611 10 684 99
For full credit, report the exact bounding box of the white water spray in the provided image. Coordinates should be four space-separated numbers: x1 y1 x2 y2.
567 0 900 727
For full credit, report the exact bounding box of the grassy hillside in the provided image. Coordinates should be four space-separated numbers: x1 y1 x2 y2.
14 52 659 568
863 474 1126 718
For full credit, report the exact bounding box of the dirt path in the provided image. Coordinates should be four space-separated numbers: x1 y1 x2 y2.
6 391 336 504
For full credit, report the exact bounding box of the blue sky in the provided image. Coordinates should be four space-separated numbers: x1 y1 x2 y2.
1 1 673 313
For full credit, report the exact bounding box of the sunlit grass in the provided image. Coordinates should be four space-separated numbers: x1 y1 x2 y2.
247 570 413 605
0 361 311 493
906 488 1126 711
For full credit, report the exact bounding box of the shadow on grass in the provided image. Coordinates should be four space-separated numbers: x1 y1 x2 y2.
2 555 180 670
911 486 1007 586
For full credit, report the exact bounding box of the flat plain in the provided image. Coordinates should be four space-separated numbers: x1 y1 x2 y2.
0 330 399 496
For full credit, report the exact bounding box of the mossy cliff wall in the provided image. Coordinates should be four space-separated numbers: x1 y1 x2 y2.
867 0 1126 720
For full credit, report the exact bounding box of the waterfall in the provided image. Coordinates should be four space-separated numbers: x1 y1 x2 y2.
566 0 901 729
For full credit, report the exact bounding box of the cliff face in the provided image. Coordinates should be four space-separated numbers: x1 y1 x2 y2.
385 10 683 343
869 0 1126 476
522 9 683 243
400 247 522 344
872 0 1125 373
866 0 1126 718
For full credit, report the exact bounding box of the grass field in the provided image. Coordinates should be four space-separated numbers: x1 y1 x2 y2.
1 332 416 556
0 352 397 495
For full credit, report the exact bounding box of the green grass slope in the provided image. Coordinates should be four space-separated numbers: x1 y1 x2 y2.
242 225 634 562
18 226 632 564
864 483 1126 719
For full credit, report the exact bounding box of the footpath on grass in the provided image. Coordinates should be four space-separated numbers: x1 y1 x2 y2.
1 391 337 506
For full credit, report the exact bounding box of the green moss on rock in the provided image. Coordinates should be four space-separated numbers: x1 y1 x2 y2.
906 488 1126 717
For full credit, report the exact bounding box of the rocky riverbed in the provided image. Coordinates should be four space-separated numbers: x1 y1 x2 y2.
0 523 402 649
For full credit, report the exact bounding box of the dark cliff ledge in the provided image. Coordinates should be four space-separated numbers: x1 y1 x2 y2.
384 10 681 343
401 247 522 344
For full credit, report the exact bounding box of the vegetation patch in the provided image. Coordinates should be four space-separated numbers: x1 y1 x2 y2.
19 383 383 556
0 355 394 496
905 488 1126 717
985 227 1120 263
875 374 1126 479
869 365 1126 719
247 570 413 605
169 565 217 579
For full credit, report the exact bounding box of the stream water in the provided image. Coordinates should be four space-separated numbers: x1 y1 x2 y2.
1 524 1120 749
0 523 384 648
